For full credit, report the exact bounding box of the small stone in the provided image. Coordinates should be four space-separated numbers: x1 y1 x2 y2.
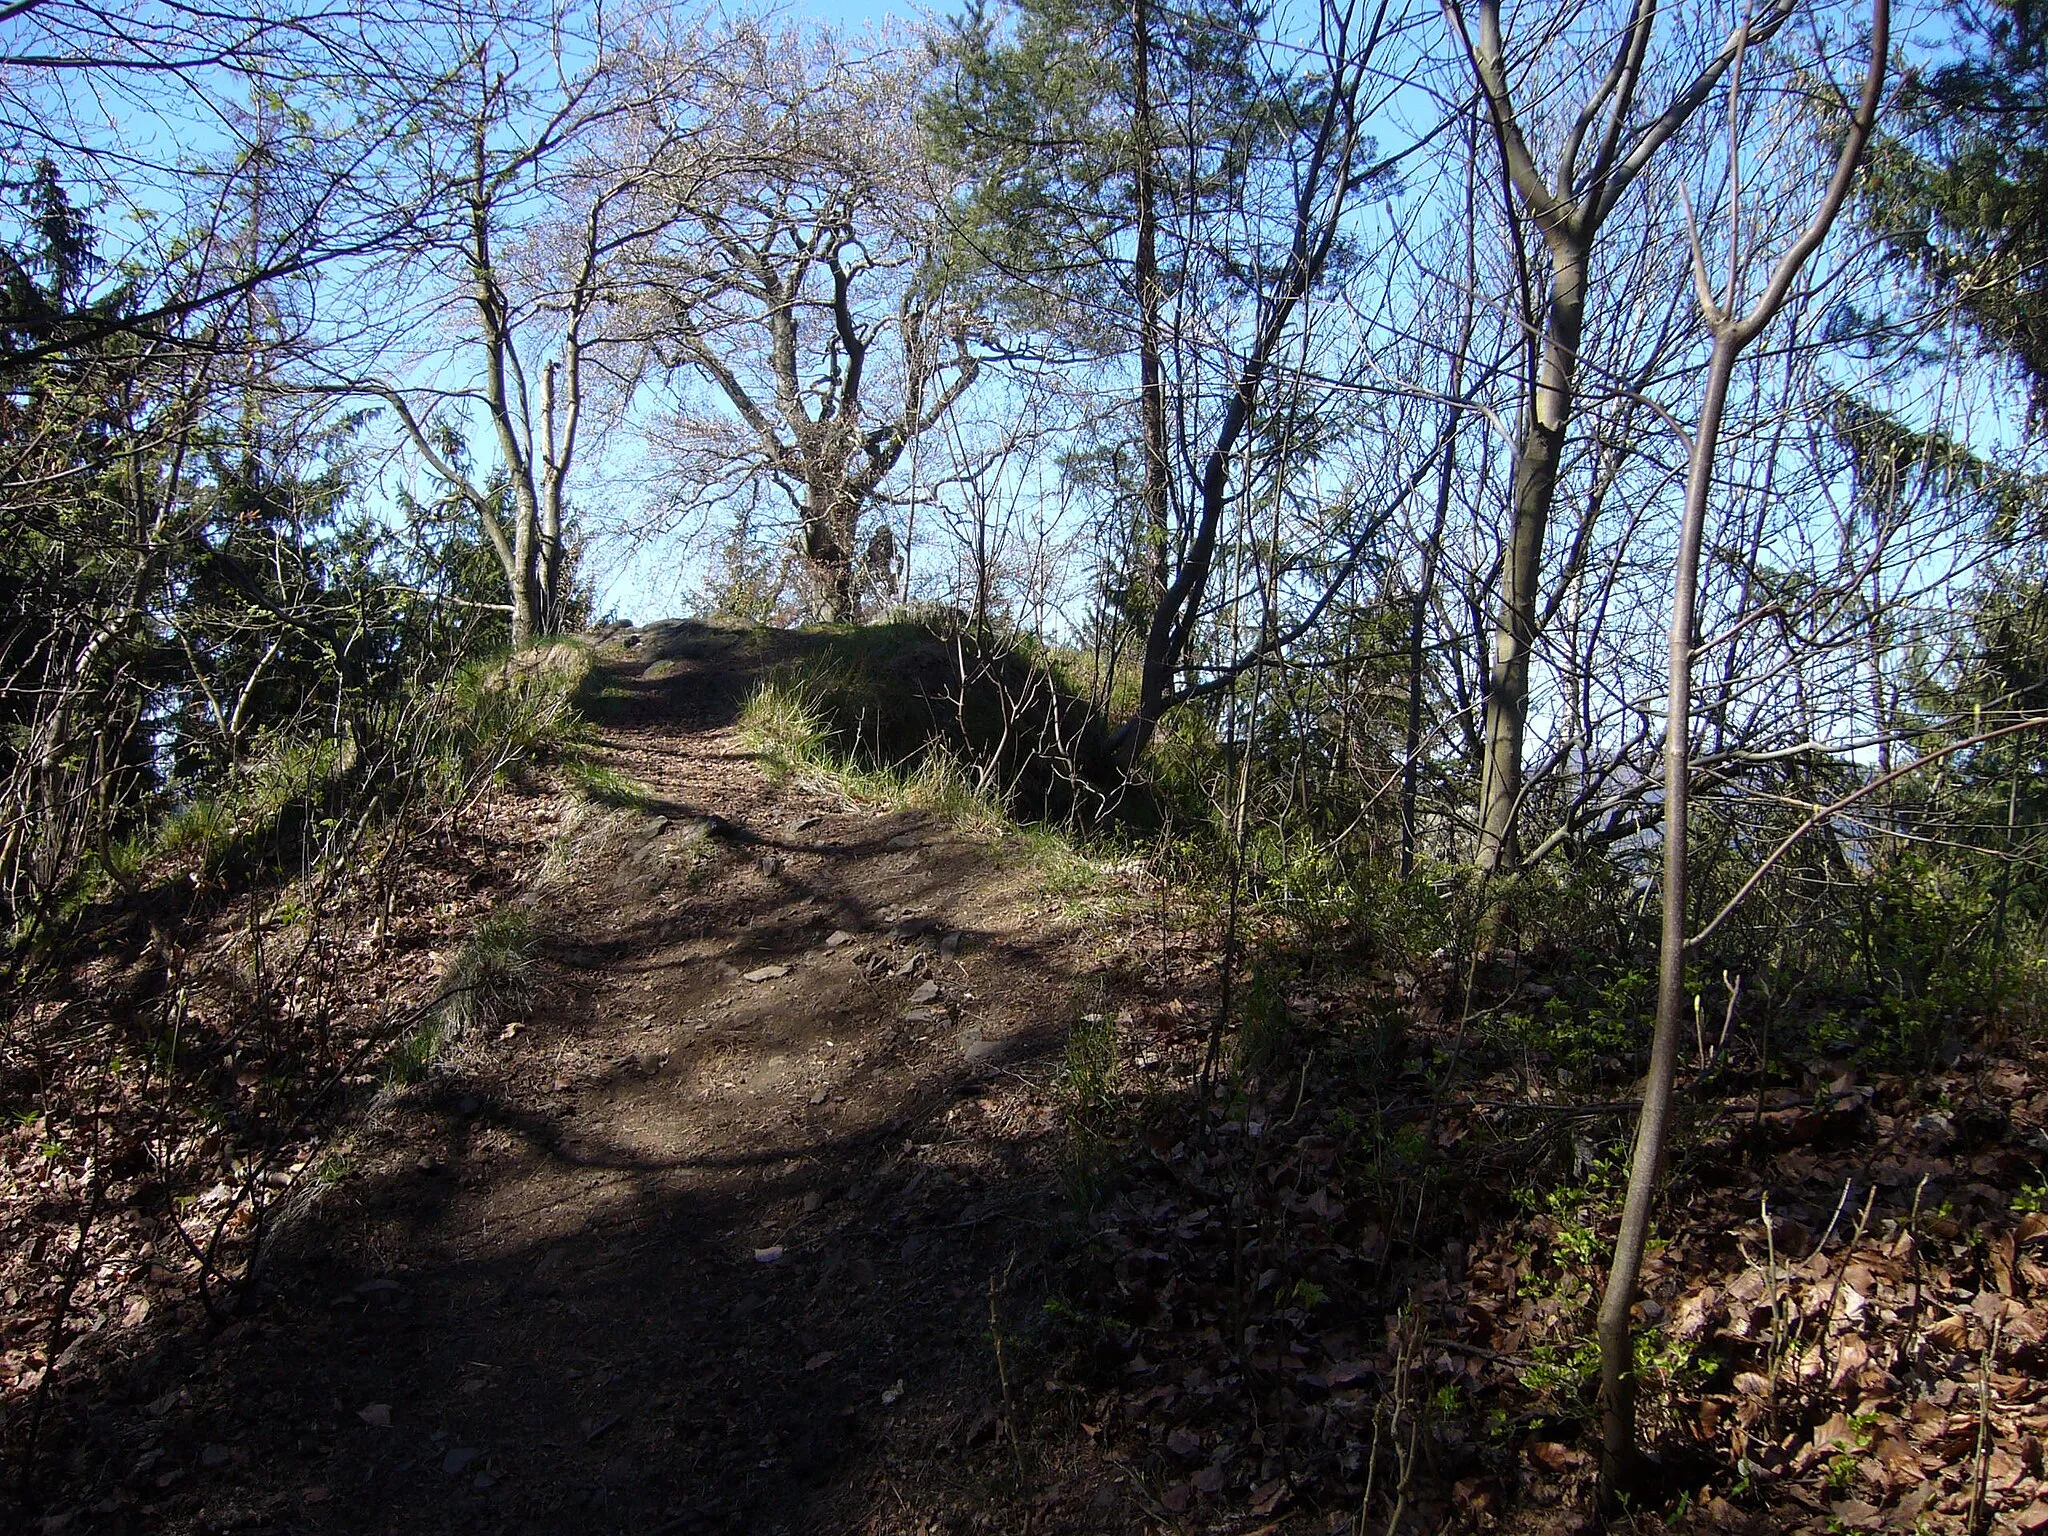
442 1447 480 1477
754 1246 785 1264
200 1443 232 1469
356 1403 392 1428
958 1027 1006 1064
456 1095 481 1116
939 932 961 959
743 965 791 983
810 1089 828 1106
908 981 940 1005
824 930 856 949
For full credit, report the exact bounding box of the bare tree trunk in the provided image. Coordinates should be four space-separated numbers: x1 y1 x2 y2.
1477 251 1584 871
1595 337 1732 1479
1453 0 1796 872
804 471 861 623
540 358 566 632
1130 0 1170 620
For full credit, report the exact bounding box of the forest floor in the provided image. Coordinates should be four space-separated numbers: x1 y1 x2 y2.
12 621 2048 1536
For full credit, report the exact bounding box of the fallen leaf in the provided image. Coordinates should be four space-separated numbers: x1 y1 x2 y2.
1990 1228 2018 1294
1927 1313 1970 1350
1831 1335 1870 1389
1810 1412 1857 1455
2012 1498 2048 1533
1988 1448 2025 1491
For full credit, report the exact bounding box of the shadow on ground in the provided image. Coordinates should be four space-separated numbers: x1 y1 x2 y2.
25 622 1140 1536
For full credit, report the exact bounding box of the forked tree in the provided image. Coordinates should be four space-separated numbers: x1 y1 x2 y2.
1595 0 1889 1479
1446 0 1797 873
634 27 987 623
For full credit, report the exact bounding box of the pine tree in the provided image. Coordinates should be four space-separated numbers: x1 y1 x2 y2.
1865 0 2048 415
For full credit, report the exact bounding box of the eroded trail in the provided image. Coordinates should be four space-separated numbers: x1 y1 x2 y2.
129 623 1110 1535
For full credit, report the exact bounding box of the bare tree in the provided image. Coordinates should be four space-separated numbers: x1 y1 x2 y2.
1447 0 1797 872
633 25 986 623
327 1 713 645
1595 0 1888 1477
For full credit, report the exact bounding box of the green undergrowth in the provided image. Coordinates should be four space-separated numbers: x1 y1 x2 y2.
131 640 592 893
737 623 1133 912
389 905 538 1086
737 620 1114 820
562 758 658 811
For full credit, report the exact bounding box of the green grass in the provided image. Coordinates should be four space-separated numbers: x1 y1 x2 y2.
738 670 1127 913
440 639 595 770
152 737 346 876
739 672 1000 825
563 759 658 811
1057 1004 1120 1212
733 620 1112 822
436 905 538 1036
386 905 537 1087
737 671 838 778
129 639 595 899
385 1017 447 1087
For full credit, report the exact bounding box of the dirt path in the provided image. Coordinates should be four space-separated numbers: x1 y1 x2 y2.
78 623 1121 1535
